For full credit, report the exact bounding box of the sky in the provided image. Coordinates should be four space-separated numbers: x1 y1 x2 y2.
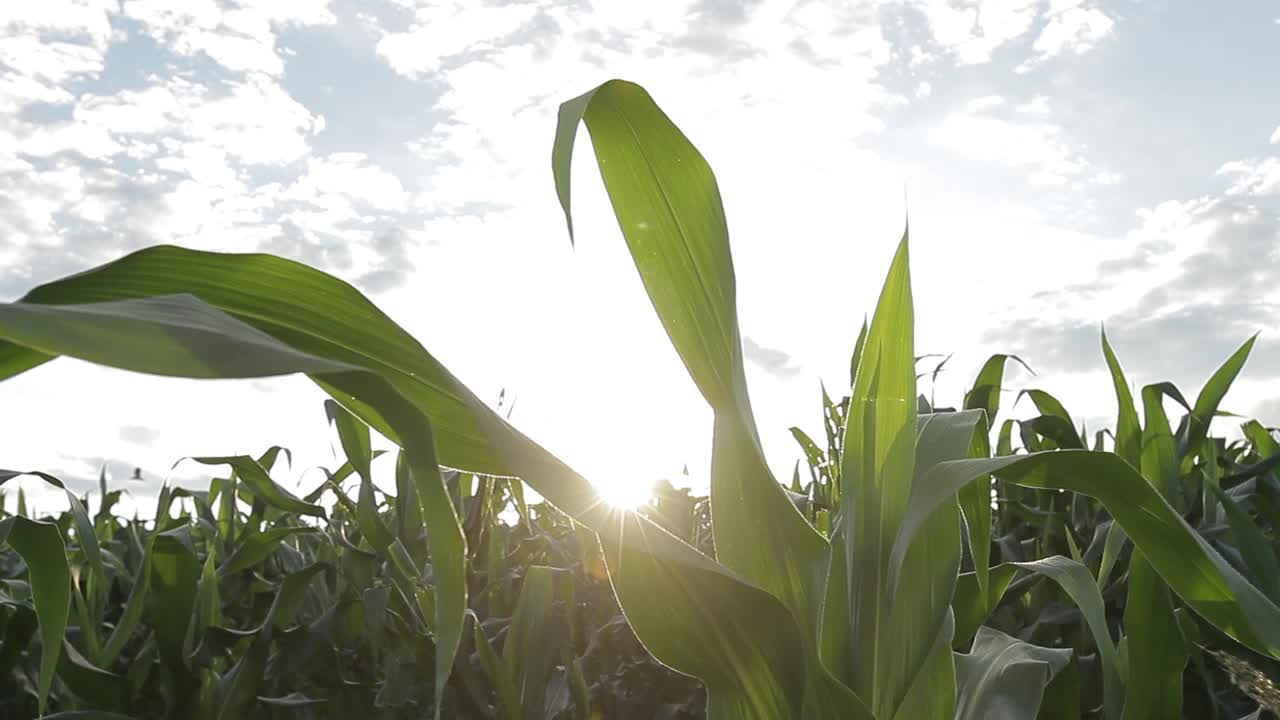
1 0 1278 513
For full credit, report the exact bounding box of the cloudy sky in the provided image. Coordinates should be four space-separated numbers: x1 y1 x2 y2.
2 0 1278 511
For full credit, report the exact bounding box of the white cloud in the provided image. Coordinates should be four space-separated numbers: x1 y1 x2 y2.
1021 1 1114 70
122 0 336 77
914 0 1040 65
287 153 408 212
929 105 1090 184
76 75 323 166
1271 125 1279 144
966 95 1006 111
1218 157 1280 197
0 2 114 118
1017 95 1051 115
375 1 543 78
0 36 105 87
0 1 116 48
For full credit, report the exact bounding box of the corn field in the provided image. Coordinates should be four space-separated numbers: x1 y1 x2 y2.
1 79 1279 719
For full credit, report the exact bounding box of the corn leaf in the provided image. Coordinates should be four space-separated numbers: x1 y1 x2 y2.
840 232 939 718
0 515 70 714
923 451 1280 660
954 626 1072 720
554 78 860 717
1122 549 1185 719
1180 336 1256 462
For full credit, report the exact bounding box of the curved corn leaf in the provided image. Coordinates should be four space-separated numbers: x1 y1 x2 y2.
0 515 70 714
57 638 126 710
931 451 1280 659
187 455 325 519
215 564 326 720
218 527 320 576
963 353 1033 422
0 292 468 718
954 626 1071 720
554 78 860 717
326 400 396 552
1010 556 1123 719
1 470 106 657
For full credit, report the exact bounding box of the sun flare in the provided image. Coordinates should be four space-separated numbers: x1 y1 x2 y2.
595 478 655 510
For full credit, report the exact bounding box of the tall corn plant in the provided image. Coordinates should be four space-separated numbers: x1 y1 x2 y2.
3 79 1280 718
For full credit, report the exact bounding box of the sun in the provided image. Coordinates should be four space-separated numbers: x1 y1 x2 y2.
595 477 654 510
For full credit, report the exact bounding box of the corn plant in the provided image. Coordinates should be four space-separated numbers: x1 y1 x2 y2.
3 79 1280 718
799 338 1280 717
1 404 696 718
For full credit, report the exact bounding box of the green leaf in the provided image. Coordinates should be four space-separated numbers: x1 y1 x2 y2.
1181 335 1256 462
326 400 395 551
57 638 127 710
1208 482 1280 601
841 231 936 718
1122 549 1185 720
0 185 832 720
473 610 519 716
0 515 71 714
840 318 865 394
554 79 740 411
1010 556 1123 720
187 545 222 666
0 294 357 380
187 455 325 519
963 354 1032 423
101 533 154 666
505 566 562 720
975 452 1280 661
218 526 319 576
148 526 200 669
1101 328 1141 468
215 564 326 720
1097 521 1127 591
1141 384 1181 507
952 565 1019 649
554 78 855 718
954 626 1072 720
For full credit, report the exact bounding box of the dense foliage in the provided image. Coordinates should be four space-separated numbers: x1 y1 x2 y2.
2 78 1280 718
0 421 705 719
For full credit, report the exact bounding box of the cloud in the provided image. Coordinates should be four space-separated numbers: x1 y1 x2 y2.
743 336 802 377
375 1 544 78
912 0 1040 65
1017 96 1051 115
1021 1 1114 70
356 226 420 293
1251 397 1280 428
928 100 1094 185
1271 125 1279 144
1219 157 1280 197
119 424 161 445
981 198 1280 386
121 0 336 76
